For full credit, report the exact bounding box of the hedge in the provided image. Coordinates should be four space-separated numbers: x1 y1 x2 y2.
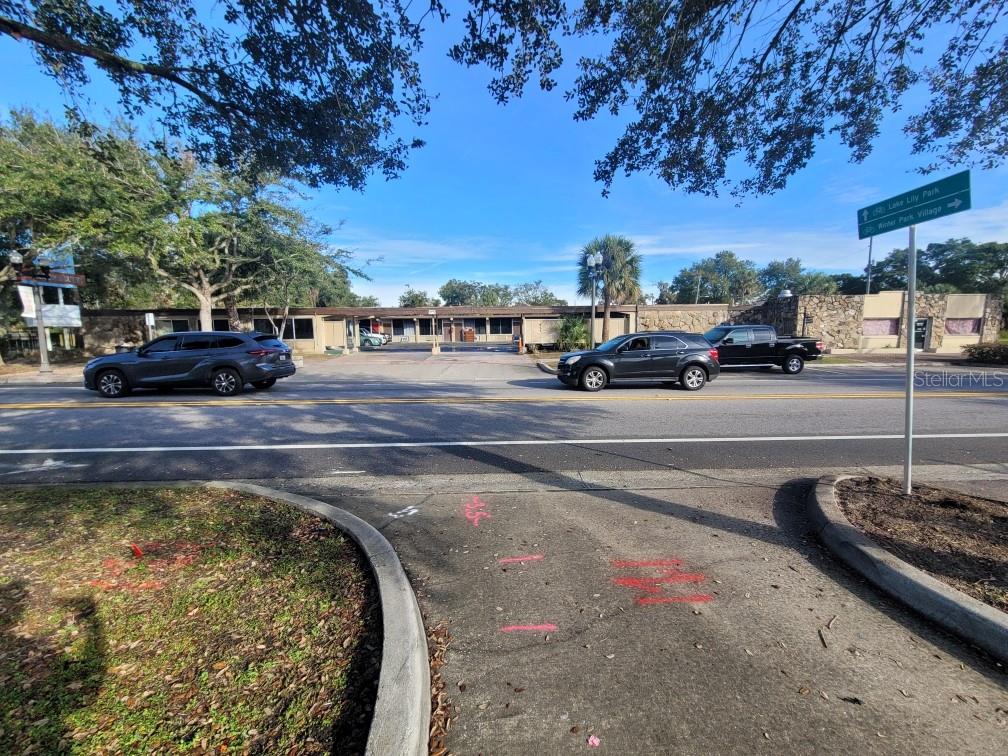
962 342 1008 364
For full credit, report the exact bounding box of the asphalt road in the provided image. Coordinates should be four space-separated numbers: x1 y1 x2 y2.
0 358 1005 483
3 354 1006 753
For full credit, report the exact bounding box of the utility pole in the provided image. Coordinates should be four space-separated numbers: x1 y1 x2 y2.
865 237 873 295
695 275 702 304
903 226 917 495
31 284 52 373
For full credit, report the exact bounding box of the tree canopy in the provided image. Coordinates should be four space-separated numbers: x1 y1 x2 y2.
452 0 1008 196
0 0 437 188
0 113 375 324
398 288 440 308
436 278 566 307
7 2 1005 195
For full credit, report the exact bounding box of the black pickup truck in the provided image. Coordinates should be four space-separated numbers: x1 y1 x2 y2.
702 325 823 374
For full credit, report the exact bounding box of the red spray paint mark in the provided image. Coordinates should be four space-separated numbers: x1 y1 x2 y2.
464 496 491 527
612 558 712 606
613 572 705 592
498 554 544 565
130 543 144 558
637 594 714 605
500 624 558 633
611 559 682 568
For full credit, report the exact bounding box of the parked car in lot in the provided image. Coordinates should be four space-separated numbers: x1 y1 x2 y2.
556 331 720 391
359 330 384 348
84 331 295 398
702 325 823 374
360 326 390 345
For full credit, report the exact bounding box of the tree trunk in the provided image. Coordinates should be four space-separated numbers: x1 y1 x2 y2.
602 297 612 342
196 291 213 331
225 294 242 331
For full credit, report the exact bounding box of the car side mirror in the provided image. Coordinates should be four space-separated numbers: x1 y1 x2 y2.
722 337 734 344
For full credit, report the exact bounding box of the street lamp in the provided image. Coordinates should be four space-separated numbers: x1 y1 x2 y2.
587 251 604 348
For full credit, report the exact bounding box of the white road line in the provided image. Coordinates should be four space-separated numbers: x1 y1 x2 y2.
0 432 1006 455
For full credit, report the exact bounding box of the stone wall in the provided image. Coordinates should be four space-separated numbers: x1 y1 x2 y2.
81 314 146 356
792 295 865 350
981 295 1004 342
636 305 732 333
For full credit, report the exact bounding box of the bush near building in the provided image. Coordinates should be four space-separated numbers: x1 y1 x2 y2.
962 342 1008 364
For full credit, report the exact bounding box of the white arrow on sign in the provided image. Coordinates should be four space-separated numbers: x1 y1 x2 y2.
948 198 962 210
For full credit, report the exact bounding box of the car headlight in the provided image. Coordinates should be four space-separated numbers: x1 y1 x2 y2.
565 355 582 366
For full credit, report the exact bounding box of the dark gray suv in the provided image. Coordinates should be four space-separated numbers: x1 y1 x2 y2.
556 331 720 391
83 331 296 397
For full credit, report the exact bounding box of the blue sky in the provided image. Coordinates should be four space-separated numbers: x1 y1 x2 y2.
3 14 1007 306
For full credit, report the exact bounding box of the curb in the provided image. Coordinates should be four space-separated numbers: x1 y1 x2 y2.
807 475 1008 664
209 482 430 756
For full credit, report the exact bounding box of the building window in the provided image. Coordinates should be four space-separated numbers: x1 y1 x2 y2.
863 318 899 336
392 320 405 336
489 317 512 335
474 319 486 334
419 319 432 335
293 318 314 340
944 318 980 335
212 318 230 331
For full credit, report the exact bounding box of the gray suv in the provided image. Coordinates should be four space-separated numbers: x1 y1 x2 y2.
83 331 296 397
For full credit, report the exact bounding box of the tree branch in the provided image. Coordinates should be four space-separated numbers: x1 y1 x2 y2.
0 16 252 121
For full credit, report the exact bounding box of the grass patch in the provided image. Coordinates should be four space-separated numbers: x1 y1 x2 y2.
818 355 861 364
0 487 380 754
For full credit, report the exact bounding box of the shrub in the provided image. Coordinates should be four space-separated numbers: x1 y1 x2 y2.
555 315 589 352
962 342 1008 364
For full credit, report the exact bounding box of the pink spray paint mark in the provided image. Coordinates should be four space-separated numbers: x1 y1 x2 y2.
500 624 558 633
464 495 491 527
498 554 545 565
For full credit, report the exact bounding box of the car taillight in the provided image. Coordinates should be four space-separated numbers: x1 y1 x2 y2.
709 348 719 362
247 348 277 357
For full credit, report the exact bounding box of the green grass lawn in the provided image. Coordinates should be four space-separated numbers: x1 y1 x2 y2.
0 487 379 754
999 330 1007 344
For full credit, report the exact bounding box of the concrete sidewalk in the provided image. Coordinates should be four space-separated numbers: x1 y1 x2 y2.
0 364 84 385
282 466 1008 755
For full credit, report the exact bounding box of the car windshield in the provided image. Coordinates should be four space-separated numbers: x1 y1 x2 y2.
703 327 731 342
596 336 627 352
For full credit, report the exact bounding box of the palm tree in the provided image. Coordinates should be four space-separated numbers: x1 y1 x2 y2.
577 235 642 342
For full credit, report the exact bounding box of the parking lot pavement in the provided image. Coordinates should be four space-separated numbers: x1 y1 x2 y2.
285 471 1008 755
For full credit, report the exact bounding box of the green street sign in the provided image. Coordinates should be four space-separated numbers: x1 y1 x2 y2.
857 170 970 239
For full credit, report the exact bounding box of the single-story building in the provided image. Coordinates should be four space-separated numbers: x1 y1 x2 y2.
75 291 1002 356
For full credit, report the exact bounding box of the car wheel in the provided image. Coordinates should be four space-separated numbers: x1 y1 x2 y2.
580 366 608 392
212 367 243 396
782 355 805 374
251 378 276 390
97 369 129 398
680 365 707 391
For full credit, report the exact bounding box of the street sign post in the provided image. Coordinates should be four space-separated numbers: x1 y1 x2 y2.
857 170 970 239
857 171 971 495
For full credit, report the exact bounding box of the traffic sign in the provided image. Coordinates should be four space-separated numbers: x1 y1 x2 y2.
857 170 970 239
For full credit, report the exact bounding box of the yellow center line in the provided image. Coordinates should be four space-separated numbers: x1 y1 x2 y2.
0 390 1004 411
